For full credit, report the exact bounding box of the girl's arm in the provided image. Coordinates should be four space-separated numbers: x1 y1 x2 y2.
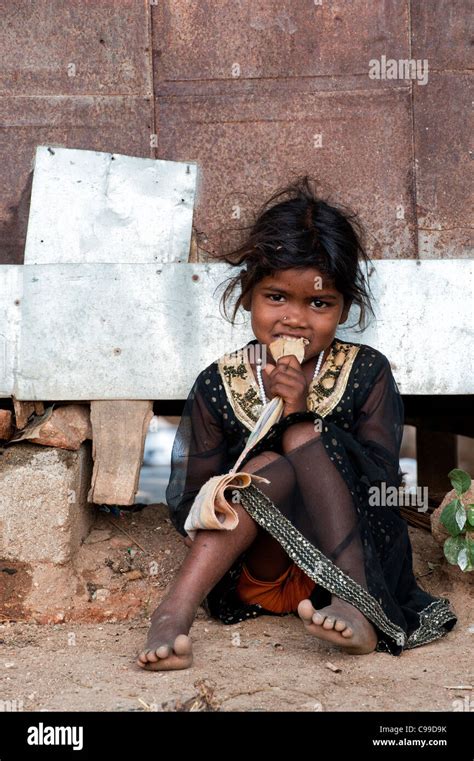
349 358 405 488
314 355 404 488
260 354 404 490
165 371 229 537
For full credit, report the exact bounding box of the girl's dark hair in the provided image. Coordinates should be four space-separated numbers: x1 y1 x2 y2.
212 175 375 332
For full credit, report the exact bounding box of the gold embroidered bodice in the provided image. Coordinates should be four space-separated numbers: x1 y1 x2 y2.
217 338 360 433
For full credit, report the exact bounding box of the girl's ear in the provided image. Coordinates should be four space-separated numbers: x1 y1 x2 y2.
338 299 352 325
241 292 251 311
240 270 252 311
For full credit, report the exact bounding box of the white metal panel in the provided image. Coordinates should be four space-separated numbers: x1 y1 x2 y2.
23 146 197 265
8 260 473 400
15 263 250 400
0 266 22 397
337 259 474 394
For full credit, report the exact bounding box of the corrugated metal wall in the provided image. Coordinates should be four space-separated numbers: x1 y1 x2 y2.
0 0 471 265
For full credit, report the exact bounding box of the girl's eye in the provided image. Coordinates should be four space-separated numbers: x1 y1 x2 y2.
266 294 329 309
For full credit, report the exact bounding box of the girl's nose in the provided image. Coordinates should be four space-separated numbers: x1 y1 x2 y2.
283 312 308 329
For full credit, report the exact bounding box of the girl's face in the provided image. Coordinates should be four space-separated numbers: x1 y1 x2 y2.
243 267 351 363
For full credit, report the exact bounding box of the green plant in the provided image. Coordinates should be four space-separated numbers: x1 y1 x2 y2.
440 468 474 572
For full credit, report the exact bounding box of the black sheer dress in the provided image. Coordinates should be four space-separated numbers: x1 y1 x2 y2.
165 337 457 656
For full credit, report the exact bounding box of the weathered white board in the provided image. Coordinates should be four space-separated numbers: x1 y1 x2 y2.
24 146 197 265
337 259 474 395
0 260 472 400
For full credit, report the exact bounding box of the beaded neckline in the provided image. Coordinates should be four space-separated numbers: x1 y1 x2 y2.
217 337 361 432
255 348 326 405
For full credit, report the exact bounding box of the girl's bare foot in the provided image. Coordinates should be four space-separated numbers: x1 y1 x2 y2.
297 597 378 655
137 600 194 671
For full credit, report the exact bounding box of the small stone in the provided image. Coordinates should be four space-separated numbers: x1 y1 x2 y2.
124 570 142 581
84 529 113 545
94 588 110 601
109 537 131 549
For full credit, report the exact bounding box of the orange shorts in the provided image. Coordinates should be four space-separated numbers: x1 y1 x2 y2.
235 561 316 614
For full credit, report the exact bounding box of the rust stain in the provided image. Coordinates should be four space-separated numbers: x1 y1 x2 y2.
0 2 470 264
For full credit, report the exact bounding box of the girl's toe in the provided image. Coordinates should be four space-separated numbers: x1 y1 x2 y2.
322 617 335 629
174 634 192 655
298 599 315 622
155 644 172 659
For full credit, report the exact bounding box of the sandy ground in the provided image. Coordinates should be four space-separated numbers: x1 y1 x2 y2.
0 504 473 713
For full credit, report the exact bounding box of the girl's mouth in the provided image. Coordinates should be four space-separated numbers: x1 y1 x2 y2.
272 334 310 344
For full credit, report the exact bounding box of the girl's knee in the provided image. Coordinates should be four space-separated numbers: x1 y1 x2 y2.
243 449 282 472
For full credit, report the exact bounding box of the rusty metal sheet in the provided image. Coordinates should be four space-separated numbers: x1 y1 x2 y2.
0 265 22 398
156 87 416 259
0 0 152 96
411 0 471 70
24 146 197 265
152 1 409 83
0 96 154 265
414 73 473 259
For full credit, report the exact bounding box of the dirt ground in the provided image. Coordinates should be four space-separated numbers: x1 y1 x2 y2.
0 504 472 713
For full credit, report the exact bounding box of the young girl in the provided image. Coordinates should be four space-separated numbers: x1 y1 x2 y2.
137 176 457 670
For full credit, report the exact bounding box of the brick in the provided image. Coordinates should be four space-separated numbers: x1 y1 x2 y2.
0 410 13 440
0 442 94 565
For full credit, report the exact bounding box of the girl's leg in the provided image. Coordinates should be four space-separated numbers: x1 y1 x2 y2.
242 454 296 581
281 423 378 654
138 450 294 671
137 501 259 670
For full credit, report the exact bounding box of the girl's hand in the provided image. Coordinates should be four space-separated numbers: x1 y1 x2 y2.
263 354 309 417
182 535 193 548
